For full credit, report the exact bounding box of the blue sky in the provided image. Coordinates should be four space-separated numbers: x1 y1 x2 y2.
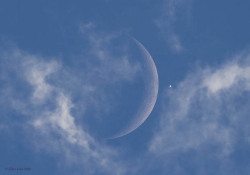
1 0 250 175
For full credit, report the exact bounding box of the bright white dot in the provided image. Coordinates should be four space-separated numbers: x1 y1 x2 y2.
169 85 172 88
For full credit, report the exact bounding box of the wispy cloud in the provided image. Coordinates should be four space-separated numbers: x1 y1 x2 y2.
155 0 193 52
0 26 143 174
149 49 250 173
30 89 124 174
24 58 60 102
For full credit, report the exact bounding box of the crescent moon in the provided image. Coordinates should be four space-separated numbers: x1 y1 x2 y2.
108 38 159 139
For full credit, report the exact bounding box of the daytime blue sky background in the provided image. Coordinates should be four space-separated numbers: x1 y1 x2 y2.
1 0 250 175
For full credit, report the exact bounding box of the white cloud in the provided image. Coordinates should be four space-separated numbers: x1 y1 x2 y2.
155 0 193 52
150 50 250 158
169 34 183 52
203 62 250 94
0 28 142 174
78 23 141 83
24 58 60 102
31 90 125 174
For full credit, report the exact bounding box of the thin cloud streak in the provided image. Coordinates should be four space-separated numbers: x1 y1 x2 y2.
150 50 250 158
155 0 193 52
0 27 143 174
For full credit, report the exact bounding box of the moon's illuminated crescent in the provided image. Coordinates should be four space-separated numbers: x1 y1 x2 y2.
109 38 159 139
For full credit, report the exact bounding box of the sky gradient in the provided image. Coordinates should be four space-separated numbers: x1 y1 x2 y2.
1 0 250 175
